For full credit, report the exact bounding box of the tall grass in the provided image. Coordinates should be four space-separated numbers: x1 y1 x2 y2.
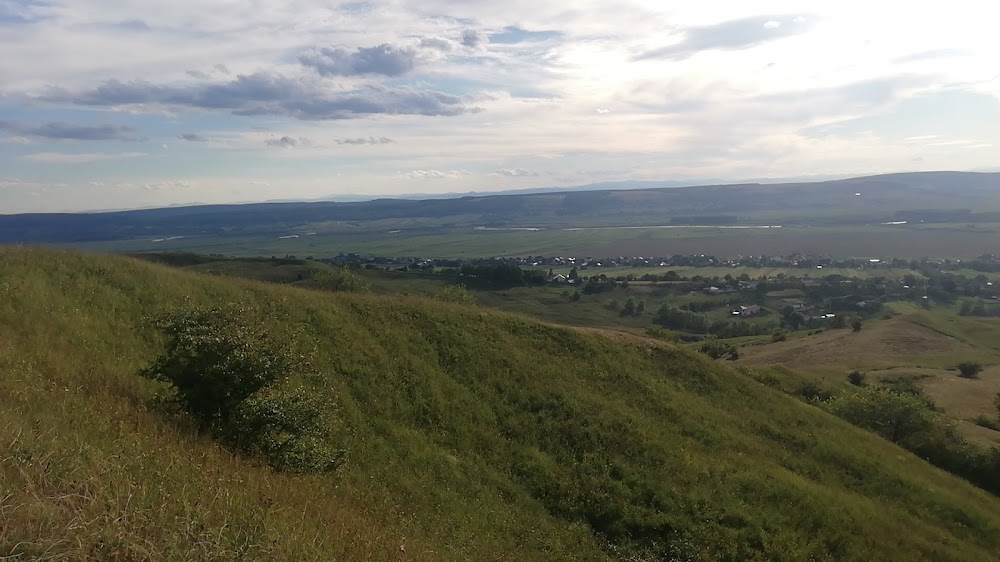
2 247 1000 560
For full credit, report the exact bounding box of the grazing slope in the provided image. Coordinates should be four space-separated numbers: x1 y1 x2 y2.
2 247 1000 561
739 317 974 371
738 310 1000 446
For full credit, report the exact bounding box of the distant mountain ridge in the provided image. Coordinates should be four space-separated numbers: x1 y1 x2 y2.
1 171 998 244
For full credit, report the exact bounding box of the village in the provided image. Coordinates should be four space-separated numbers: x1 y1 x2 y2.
293 251 1000 342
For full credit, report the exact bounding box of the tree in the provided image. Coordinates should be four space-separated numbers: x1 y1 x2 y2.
787 312 806 330
847 370 866 387
957 361 984 379
622 297 637 316
851 317 863 332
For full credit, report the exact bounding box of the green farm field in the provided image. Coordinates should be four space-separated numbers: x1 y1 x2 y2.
76 222 1000 260
548 265 923 280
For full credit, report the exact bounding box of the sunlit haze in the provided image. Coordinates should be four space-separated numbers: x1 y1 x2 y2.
1 0 998 212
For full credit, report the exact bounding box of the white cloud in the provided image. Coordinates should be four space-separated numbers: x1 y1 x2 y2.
20 151 147 164
142 180 194 190
926 140 974 147
265 136 309 148
0 0 998 211
402 169 471 179
493 168 538 177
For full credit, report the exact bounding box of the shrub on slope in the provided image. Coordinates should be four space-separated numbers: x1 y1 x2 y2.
141 304 344 473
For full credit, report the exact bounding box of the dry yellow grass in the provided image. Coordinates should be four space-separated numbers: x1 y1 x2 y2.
738 318 972 372
738 314 1000 444
919 366 1000 417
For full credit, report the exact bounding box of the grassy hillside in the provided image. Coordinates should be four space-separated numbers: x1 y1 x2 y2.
739 308 1000 446
3 247 1000 561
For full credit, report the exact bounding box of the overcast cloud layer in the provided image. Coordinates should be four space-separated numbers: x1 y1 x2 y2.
0 0 998 212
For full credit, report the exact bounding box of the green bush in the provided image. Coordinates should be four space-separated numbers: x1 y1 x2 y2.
228 385 345 473
434 284 477 305
798 382 832 401
825 386 1000 495
698 339 739 361
771 331 787 342
141 305 342 473
825 387 935 445
644 326 679 342
957 361 984 379
974 415 1000 432
312 266 371 293
847 370 867 387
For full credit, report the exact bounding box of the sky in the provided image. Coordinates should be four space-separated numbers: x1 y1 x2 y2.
1 0 998 213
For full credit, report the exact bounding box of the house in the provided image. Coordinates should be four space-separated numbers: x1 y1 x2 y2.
782 299 808 311
706 286 722 295
732 305 762 317
549 274 568 284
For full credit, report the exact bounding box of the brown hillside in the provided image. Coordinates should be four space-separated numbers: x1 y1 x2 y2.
738 318 971 371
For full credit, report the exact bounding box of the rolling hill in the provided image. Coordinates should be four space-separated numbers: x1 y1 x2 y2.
2 247 1000 560
2 171 999 246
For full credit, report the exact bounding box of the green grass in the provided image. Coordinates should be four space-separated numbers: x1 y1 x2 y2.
76 223 1000 260
183 258 329 284
2 247 1000 560
550 266 922 280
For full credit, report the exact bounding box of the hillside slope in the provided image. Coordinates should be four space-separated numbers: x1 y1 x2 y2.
2 247 1000 561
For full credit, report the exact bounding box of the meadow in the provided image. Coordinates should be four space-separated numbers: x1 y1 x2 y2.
3 246 1000 560
73 222 1000 260
738 306 1000 446
128 253 1000 449
547 265 922 280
